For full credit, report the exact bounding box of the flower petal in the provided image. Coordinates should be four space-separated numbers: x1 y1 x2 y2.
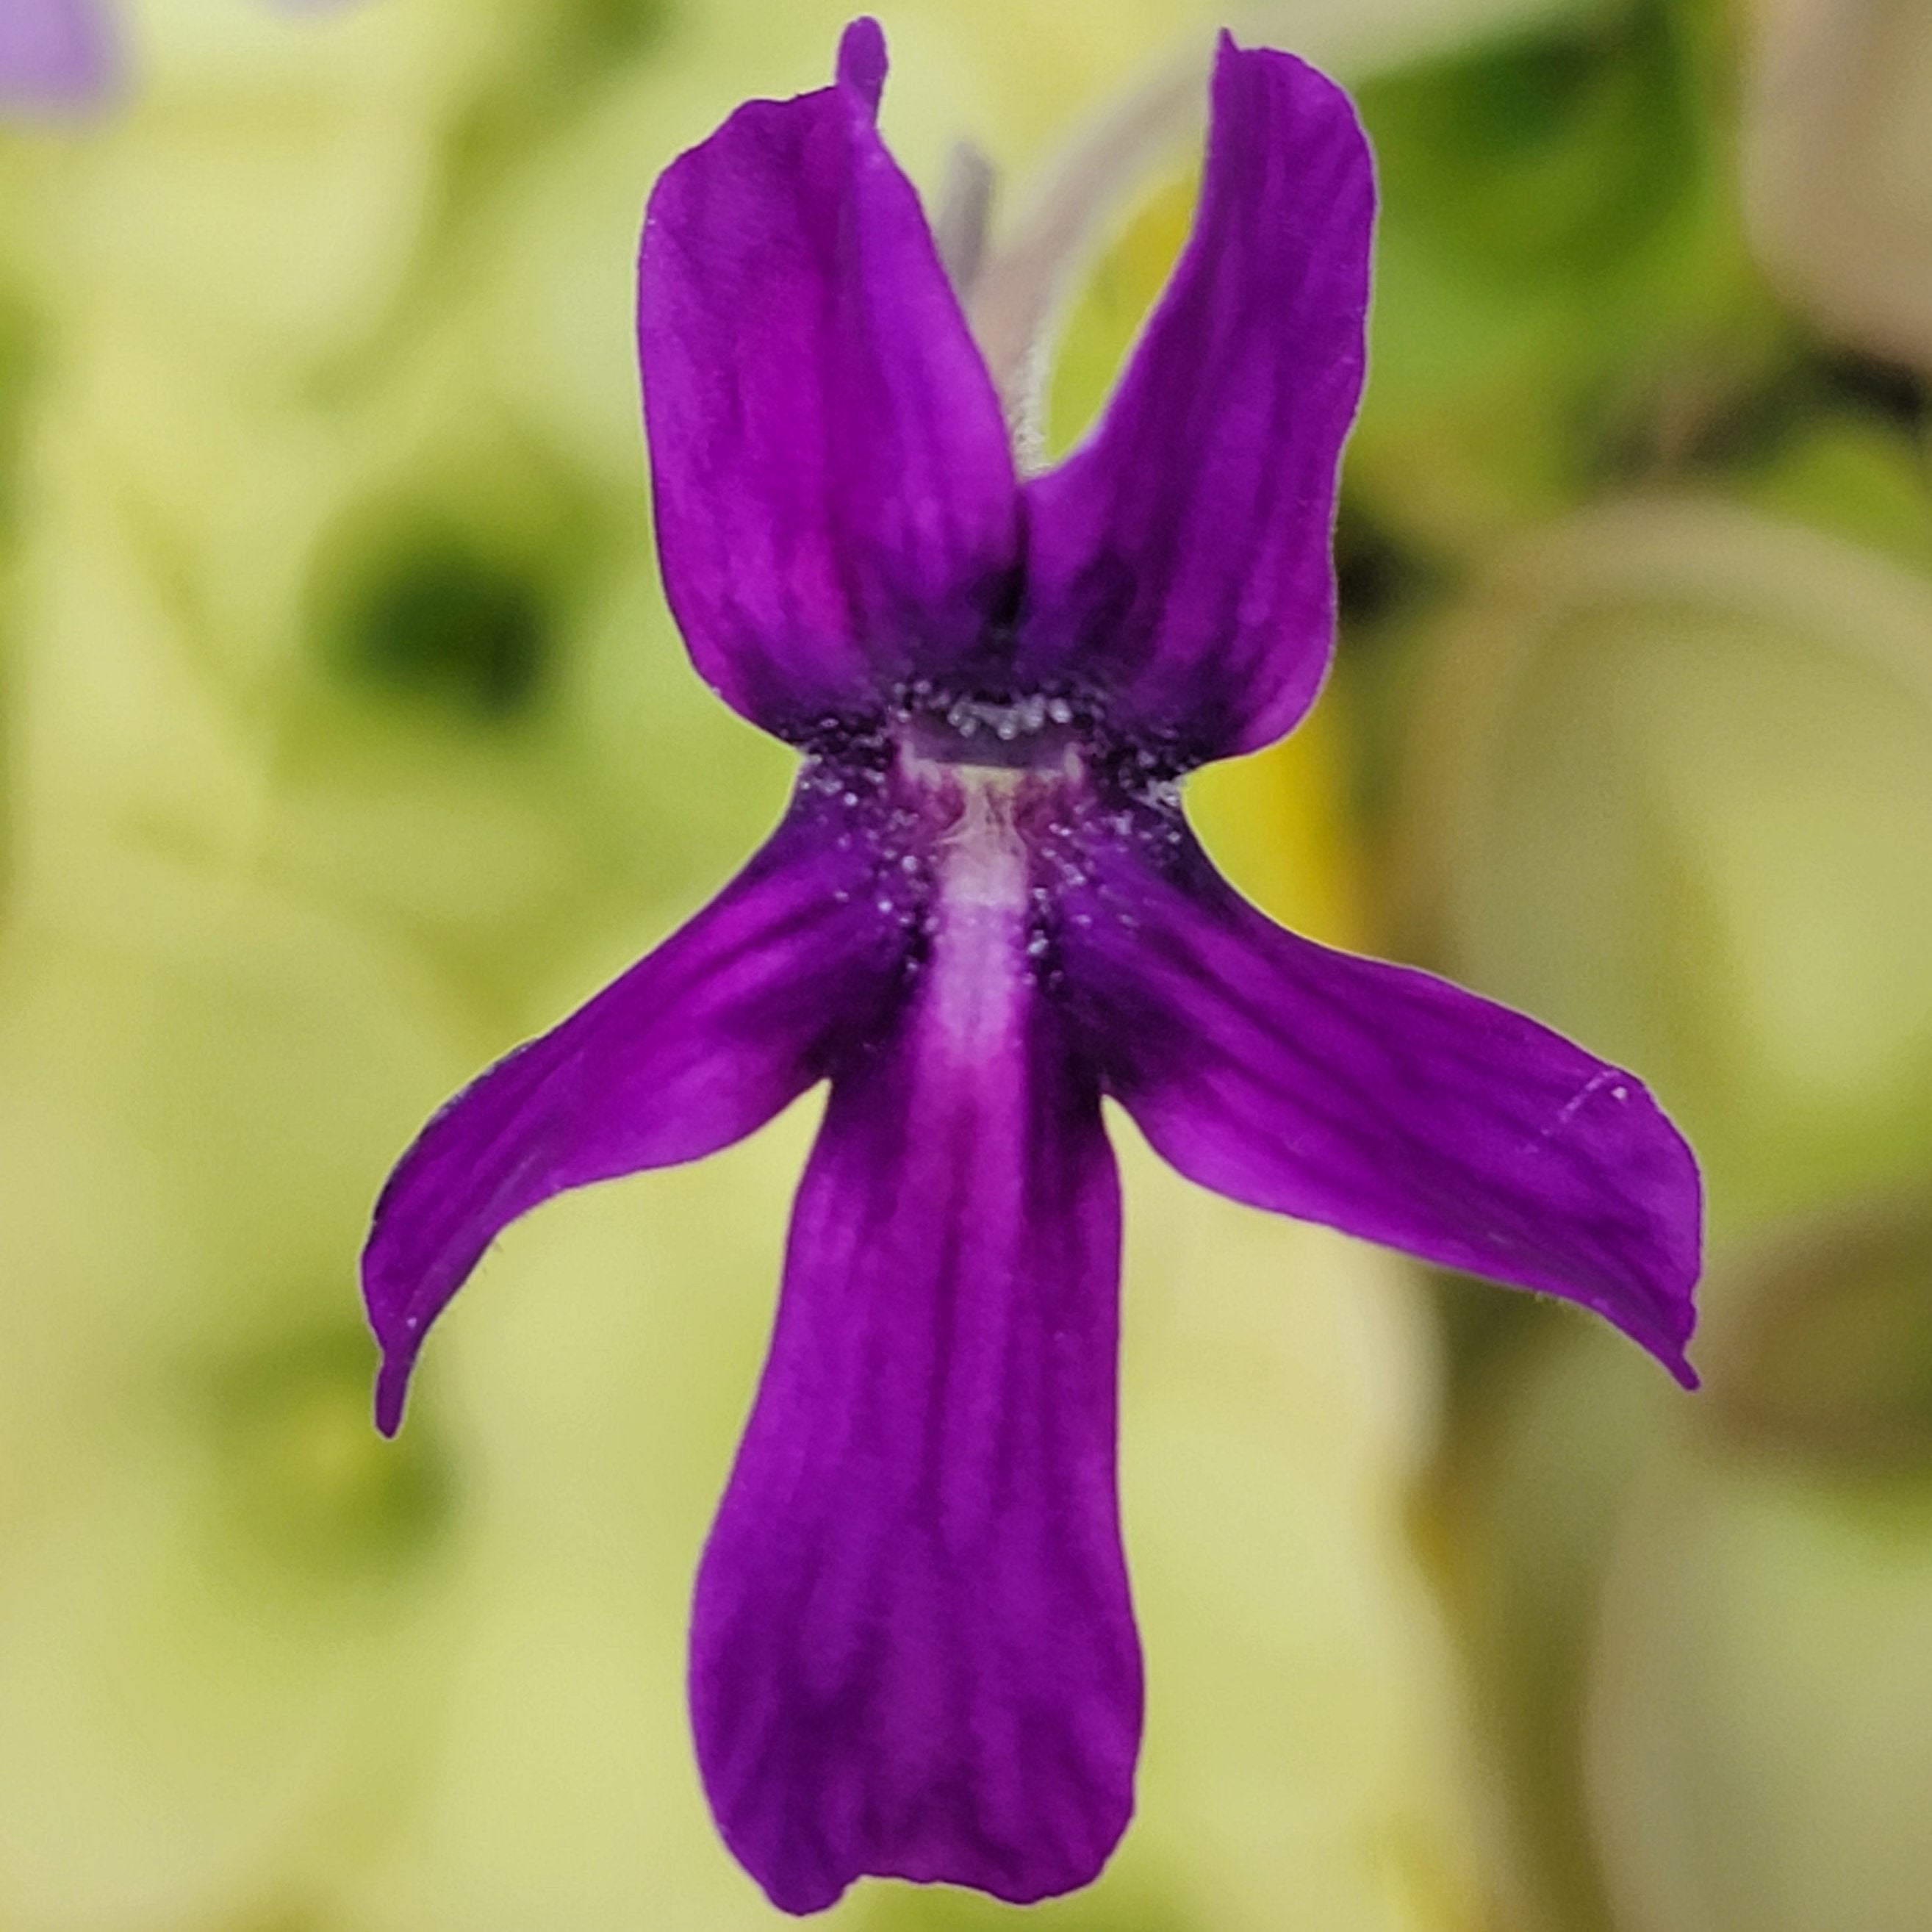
1019 38 1373 762
690 918 1138 1913
0 0 117 110
1058 816 1701 1380
834 15 887 117
362 787 914 1435
638 26 1019 740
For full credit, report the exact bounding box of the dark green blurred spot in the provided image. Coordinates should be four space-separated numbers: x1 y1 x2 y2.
1335 499 1443 636
1589 347 1932 571
1434 32 1609 154
327 538 550 723
207 1326 457 1584
565 0 667 68
1356 0 1697 279
1814 352 1930 437
1714 1191 1932 1467
443 0 670 192
1614 348 1932 478
1583 340 1789 483
0 288 40 536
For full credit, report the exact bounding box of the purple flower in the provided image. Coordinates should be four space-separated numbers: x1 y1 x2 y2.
363 18 1701 1914
0 0 357 111
0 0 118 111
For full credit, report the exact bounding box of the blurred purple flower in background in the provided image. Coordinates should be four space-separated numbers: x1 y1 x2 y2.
0 0 357 110
363 17 1703 1915
0 0 117 109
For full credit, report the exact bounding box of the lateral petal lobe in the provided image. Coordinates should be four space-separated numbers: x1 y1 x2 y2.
1058 815 1701 1380
362 787 913 1433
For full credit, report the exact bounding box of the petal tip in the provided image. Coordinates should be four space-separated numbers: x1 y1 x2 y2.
1614 1256 1701 1393
835 16 887 117
373 1346 415 1438
757 1864 850 1918
1207 32 1373 184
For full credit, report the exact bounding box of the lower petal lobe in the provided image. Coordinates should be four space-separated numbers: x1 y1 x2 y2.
691 893 1138 1913
361 787 912 1434
1059 818 1702 1379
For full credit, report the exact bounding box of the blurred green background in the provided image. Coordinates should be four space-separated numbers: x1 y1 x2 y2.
1 0 1928 1927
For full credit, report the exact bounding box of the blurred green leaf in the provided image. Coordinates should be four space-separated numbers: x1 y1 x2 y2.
1426 1321 1677 1932
304 430 595 730
328 538 550 722
0 863 483 1928
1701 1189 1932 1465
1346 0 1797 551
1358 0 1695 281
206 1324 459 1587
1589 1447 1932 1932
1398 500 1932 1235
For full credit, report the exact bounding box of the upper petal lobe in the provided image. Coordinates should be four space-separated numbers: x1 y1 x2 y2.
692 856 1139 1913
639 37 1020 739
1020 37 1373 761
1057 812 1701 1379
362 784 914 1433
